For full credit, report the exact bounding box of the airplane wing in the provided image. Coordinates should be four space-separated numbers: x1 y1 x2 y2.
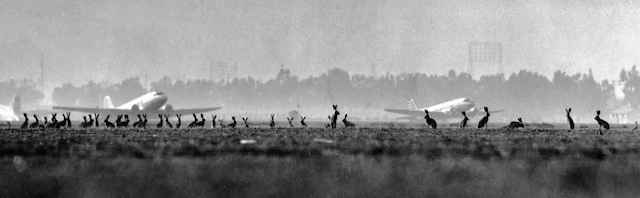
169 107 222 115
52 106 135 115
52 106 222 116
383 109 448 119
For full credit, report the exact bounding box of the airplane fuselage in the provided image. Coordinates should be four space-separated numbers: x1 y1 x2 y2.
384 97 481 121
117 92 169 110
53 91 221 118
422 98 476 114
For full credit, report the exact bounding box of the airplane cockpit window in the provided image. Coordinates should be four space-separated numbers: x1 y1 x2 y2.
463 98 471 102
155 92 164 96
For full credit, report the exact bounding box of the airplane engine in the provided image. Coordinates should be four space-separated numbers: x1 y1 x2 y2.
164 104 174 112
131 105 140 111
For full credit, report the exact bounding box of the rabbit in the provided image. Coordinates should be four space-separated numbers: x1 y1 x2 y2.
78 115 87 128
157 114 164 128
195 114 206 127
188 114 198 128
165 115 173 128
477 107 490 129
176 114 182 128
42 116 48 128
46 113 58 128
331 105 340 129
86 114 94 128
566 108 574 130
56 113 68 129
104 115 115 128
287 117 294 128
211 115 217 128
139 114 148 128
242 117 249 128
300 116 307 128
227 116 237 128
21 113 29 129
119 115 131 128
595 110 609 135
66 112 72 128
269 114 275 128
342 114 356 128
459 111 469 129
94 114 100 127
508 118 524 129
424 110 437 129
133 114 142 128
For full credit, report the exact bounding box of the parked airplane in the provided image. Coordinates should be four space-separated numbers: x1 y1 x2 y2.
53 92 221 116
0 96 20 121
384 98 502 121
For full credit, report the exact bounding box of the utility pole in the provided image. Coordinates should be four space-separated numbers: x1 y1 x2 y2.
40 54 44 94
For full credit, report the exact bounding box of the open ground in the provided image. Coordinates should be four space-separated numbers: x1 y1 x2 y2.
2 122 640 197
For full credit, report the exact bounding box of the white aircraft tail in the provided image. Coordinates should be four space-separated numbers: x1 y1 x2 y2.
103 96 115 108
10 95 20 113
406 98 419 110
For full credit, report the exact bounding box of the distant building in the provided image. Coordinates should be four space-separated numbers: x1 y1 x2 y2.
468 42 503 78
613 80 625 100
610 105 634 124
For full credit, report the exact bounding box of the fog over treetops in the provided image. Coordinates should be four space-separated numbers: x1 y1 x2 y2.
1 0 639 88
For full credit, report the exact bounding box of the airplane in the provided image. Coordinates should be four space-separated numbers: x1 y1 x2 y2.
0 96 20 122
384 98 502 121
52 92 221 117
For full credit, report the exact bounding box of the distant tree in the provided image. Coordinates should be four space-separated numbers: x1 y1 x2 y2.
621 66 640 107
53 83 78 106
0 79 44 106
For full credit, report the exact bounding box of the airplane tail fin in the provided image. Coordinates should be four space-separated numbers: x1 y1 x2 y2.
406 98 419 110
10 95 20 113
103 96 115 108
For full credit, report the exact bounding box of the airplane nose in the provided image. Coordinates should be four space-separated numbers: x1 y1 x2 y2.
465 101 475 108
159 95 168 104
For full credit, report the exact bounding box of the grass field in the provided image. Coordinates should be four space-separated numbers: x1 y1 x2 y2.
2 123 640 197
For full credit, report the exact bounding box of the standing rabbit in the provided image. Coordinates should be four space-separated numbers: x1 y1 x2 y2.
424 110 437 129
477 107 490 129
242 117 249 128
459 111 469 129
269 114 275 128
595 110 609 135
566 108 574 130
300 116 307 128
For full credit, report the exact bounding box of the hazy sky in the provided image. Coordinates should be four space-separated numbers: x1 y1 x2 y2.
2 0 640 91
